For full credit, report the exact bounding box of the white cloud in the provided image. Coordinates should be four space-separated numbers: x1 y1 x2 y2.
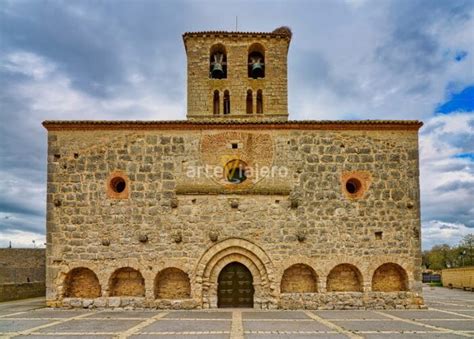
419 112 474 242
0 231 45 248
422 220 473 249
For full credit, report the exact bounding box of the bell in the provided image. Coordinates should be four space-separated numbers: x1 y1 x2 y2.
211 62 224 79
251 61 264 78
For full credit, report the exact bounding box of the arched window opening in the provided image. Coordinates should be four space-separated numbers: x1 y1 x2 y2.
327 264 363 292
210 44 227 79
372 263 408 292
248 43 265 79
246 90 253 114
223 90 230 114
256 90 263 113
281 264 318 293
213 90 220 115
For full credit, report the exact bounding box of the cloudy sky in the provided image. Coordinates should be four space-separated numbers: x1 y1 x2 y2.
0 0 473 250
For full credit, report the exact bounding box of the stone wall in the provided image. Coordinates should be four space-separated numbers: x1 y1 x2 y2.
0 248 45 301
44 122 423 309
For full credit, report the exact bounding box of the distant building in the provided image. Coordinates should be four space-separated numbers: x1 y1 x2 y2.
43 27 424 309
0 248 45 301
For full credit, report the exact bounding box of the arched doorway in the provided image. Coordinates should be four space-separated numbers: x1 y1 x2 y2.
217 262 254 308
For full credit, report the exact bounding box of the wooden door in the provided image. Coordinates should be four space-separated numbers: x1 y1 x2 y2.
217 262 254 308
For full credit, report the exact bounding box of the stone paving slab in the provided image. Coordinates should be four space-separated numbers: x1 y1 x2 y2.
243 320 332 332
0 319 52 332
131 335 229 339
245 334 347 339
380 310 468 319
36 319 142 333
164 311 233 319
83 310 161 319
314 310 391 320
15 336 114 339
445 309 474 316
363 334 467 339
416 319 474 331
140 319 231 332
242 311 310 319
4 309 89 319
427 302 474 310
333 320 431 332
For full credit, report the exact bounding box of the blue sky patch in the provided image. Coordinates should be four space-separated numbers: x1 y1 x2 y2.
454 153 474 161
436 85 474 114
454 50 468 62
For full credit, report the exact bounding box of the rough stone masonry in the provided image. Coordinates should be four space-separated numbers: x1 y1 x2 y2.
43 27 424 310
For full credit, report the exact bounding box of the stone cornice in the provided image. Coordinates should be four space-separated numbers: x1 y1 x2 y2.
42 120 423 131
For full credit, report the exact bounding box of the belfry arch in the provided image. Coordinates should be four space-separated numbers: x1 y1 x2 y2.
194 238 276 309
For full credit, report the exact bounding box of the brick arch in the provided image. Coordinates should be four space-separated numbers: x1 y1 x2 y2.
281 264 318 293
109 267 145 297
194 238 276 308
63 267 101 298
155 267 191 299
327 263 363 292
372 263 408 292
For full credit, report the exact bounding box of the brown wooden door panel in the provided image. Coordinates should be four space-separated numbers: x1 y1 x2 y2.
217 262 254 308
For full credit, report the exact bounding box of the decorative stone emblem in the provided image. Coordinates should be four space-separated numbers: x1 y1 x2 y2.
296 229 306 242
173 232 182 243
209 230 219 242
170 198 178 208
101 239 110 246
138 234 148 243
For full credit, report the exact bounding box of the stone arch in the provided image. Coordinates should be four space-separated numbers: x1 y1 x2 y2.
155 267 191 299
372 263 408 292
64 267 101 298
248 43 265 78
194 238 276 308
327 263 363 292
281 264 318 293
209 43 227 79
109 267 145 297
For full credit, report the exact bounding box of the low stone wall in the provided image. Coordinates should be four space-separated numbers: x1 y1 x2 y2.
279 292 425 310
442 267 474 290
0 282 46 302
57 297 200 309
52 292 424 310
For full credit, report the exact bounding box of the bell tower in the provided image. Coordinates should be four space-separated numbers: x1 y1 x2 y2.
183 27 292 120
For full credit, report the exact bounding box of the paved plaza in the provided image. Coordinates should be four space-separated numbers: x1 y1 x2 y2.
0 286 473 338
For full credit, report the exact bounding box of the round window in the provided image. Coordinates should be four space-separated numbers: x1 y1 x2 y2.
345 178 361 194
225 160 247 184
110 177 126 193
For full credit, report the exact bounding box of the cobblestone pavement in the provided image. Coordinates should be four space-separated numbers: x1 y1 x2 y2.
1 286 473 338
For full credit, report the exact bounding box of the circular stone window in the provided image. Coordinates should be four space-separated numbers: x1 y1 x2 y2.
345 178 361 195
110 176 126 193
225 160 247 184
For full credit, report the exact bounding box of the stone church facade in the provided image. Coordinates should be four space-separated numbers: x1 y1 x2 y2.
44 27 424 309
